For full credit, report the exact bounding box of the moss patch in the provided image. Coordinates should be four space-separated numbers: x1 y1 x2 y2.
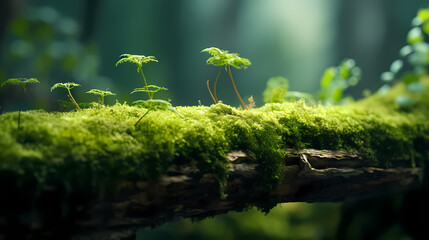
1 81 429 198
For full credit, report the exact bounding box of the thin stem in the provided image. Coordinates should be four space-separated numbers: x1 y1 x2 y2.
207 80 217 104
67 88 82 111
101 95 105 105
139 66 151 99
213 66 222 102
228 65 248 110
135 109 151 127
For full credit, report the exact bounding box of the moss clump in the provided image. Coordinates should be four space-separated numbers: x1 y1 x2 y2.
1 81 429 200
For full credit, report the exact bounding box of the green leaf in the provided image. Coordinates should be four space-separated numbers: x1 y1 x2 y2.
407 52 429 66
116 54 158 70
133 99 183 117
395 95 413 107
407 82 426 93
332 88 343 103
320 67 336 88
402 73 419 84
399 45 413 57
51 82 80 92
86 89 116 96
417 8 429 23
424 23 429 35
389 59 403 73
407 27 423 44
202 47 251 69
131 85 168 94
381 71 395 82
377 84 391 95
413 42 429 53
348 76 359 86
1 78 39 93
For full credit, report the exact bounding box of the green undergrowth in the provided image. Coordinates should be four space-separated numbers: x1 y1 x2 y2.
1 81 429 200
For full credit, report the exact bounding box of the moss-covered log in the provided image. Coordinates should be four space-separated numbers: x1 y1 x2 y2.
0 81 428 239
71 150 421 240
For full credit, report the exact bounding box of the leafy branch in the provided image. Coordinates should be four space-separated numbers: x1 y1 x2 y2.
202 47 251 109
51 82 82 111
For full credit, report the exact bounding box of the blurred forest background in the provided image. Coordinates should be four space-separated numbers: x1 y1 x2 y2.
0 0 428 239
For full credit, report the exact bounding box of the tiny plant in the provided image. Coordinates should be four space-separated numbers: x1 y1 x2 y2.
319 58 361 105
133 99 183 126
116 54 158 99
51 82 82 111
131 86 177 126
202 47 251 110
0 78 39 129
86 89 116 105
380 8 429 107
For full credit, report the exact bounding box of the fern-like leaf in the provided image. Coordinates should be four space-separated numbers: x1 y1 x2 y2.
131 85 168 94
86 89 116 96
1 78 39 93
202 47 251 69
133 99 183 117
51 82 81 92
116 54 158 71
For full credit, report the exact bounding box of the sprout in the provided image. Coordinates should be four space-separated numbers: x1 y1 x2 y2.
51 82 81 111
116 54 158 99
86 89 116 105
1 78 40 129
202 47 251 109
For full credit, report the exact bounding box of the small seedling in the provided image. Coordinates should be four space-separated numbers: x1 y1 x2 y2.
51 82 82 111
86 89 116 105
133 99 183 126
116 54 158 99
0 78 39 129
202 47 251 110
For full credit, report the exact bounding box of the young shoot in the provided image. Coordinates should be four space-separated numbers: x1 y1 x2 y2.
86 89 116 105
0 78 39 129
202 47 251 110
51 82 82 111
116 54 158 99
133 99 183 126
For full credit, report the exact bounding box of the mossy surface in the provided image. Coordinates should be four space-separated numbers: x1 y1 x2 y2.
1 81 429 197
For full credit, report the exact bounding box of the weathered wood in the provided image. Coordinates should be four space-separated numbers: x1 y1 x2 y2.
72 150 422 240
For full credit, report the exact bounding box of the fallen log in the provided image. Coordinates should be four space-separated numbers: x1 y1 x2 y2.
72 149 421 240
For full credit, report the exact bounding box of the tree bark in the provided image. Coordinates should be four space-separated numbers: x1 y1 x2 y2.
72 149 422 240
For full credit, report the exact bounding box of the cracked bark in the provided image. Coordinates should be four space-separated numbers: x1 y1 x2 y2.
72 149 422 240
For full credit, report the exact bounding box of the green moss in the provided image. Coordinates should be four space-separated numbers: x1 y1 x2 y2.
1 81 429 200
